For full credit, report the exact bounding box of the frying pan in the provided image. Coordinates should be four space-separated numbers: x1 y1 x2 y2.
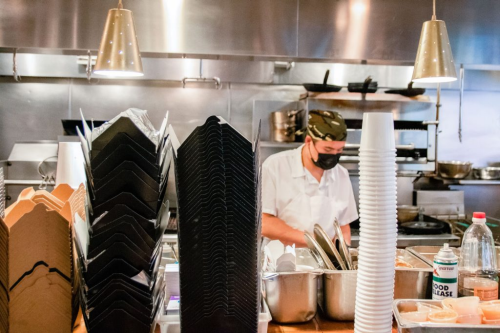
385 82 426 97
347 76 378 93
400 221 447 235
303 70 342 93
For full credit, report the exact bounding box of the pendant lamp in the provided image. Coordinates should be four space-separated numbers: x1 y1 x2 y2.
94 0 143 77
412 0 457 83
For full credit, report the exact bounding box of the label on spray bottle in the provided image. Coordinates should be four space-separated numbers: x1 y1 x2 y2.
432 243 458 300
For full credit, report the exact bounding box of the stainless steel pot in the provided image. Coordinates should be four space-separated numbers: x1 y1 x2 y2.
397 205 419 223
438 161 472 179
263 271 322 323
270 110 302 142
473 167 500 180
320 249 432 321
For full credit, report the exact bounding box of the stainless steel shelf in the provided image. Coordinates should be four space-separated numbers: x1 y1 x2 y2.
435 177 500 185
300 91 433 112
458 180 500 185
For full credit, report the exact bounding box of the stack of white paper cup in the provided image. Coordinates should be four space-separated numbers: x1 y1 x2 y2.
354 113 397 333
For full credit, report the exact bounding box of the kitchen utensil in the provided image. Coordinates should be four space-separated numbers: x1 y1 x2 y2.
479 300 500 320
332 218 354 270
322 249 432 321
397 205 419 223
385 82 426 97
313 224 347 270
263 270 322 323
407 246 461 266
473 167 500 180
348 76 378 93
400 221 447 235
394 299 500 331
270 109 303 142
303 70 342 93
304 231 336 270
400 311 429 323
428 310 458 323
437 161 472 179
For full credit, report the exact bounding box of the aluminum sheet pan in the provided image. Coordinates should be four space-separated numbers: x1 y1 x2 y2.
393 299 500 332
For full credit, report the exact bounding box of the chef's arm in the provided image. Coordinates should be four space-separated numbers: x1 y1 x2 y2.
262 213 308 247
340 224 351 246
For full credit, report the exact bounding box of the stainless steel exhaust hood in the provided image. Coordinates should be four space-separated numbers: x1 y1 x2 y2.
1 0 500 65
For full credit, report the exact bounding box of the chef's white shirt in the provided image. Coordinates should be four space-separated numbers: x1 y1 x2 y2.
262 145 358 238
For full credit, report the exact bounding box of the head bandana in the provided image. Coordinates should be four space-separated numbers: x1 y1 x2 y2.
297 110 347 142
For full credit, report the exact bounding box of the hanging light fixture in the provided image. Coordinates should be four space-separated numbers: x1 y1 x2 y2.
412 0 457 83
94 0 143 77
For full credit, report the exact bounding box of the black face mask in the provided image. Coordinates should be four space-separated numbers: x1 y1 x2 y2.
309 143 341 170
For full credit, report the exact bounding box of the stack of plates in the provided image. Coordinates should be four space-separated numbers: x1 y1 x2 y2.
0 184 80 333
175 116 261 333
75 109 174 333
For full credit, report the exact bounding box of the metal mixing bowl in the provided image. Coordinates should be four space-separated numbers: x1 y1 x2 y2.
437 161 472 179
473 167 500 180
397 205 419 223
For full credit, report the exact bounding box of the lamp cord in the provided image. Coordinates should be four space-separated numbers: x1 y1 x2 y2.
432 0 436 20
118 0 123 9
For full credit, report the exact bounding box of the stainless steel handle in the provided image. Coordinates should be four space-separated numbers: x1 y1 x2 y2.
5 180 55 186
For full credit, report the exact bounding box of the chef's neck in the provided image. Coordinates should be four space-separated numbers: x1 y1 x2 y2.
301 142 324 183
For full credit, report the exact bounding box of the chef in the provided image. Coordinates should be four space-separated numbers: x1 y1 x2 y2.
262 110 358 247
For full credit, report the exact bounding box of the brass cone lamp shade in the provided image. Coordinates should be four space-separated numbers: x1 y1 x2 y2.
94 7 143 77
412 19 457 83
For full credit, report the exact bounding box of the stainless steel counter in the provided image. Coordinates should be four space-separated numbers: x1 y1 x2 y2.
351 233 461 248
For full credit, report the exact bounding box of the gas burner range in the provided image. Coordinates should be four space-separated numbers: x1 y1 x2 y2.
350 215 461 248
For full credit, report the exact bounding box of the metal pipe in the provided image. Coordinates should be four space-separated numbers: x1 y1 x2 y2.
459 64 464 142
435 83 441 174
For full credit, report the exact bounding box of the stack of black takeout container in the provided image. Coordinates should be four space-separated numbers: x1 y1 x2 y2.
175 116 262 333
74 109 173 333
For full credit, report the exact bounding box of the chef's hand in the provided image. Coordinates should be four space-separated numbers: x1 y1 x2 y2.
262 213 307 247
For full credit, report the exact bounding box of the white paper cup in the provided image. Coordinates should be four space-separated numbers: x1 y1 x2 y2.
359 192 397 200
358 202 397 210
359 159 397 165
357 281 396 290
359 150 397 156
358 164 397 170
359 220 398 227
354 318 393 331
359 181 398 189
359 113 396 150
357 262 396 274
359 213 398 220
359 183 397 189
358 248 397 258
358 252 397 263
356 285 395 297
357 277 396 287
355 306 395 318
359 198 397 206
359 215 398 222
358 228 398 237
